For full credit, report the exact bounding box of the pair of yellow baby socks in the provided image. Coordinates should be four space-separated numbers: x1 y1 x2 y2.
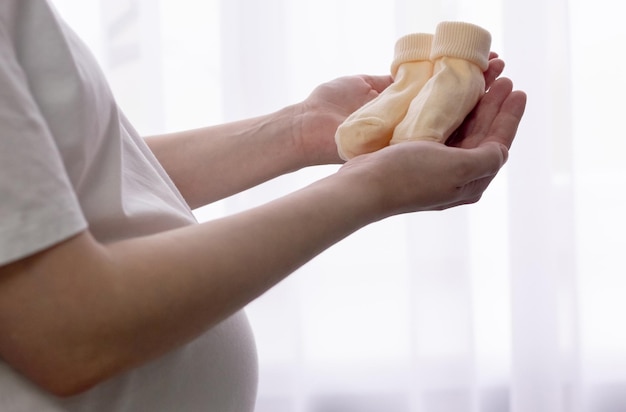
335 21 492 160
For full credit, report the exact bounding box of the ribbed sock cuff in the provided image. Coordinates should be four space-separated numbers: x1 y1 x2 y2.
390 33 433 78
430 22 491 71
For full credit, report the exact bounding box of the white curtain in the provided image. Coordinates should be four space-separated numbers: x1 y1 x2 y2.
52 0 626 411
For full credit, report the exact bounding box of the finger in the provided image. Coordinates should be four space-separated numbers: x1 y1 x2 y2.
489 51 499 59
443 175 495 210
455 78 515 148
483 89 527 150
435 143 506 209
455 141 508 184
457 174 498 206
484 58 505 89
360 74 394 93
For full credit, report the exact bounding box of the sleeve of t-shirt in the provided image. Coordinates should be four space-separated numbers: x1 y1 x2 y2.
0 28 87 265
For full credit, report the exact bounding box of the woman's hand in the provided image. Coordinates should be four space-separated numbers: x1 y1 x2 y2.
294 74 393 165
337 75 526 216
293 53 506 166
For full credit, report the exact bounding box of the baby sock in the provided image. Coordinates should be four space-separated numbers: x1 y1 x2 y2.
335 33 434 160
390 21 491 145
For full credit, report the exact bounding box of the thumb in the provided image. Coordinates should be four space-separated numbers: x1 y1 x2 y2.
458 142 508 184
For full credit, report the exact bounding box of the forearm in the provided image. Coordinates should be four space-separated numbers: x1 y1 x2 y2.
0 171 382 396
145 105 308 209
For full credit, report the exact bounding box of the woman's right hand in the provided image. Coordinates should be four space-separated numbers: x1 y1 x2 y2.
338 76 527 217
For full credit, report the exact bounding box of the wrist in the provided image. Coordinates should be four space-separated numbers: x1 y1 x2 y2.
291 100 345 168
258 103 312 172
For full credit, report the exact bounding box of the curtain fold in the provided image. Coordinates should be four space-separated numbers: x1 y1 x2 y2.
503 0 580 410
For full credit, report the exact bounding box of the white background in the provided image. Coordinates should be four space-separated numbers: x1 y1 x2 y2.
51 1 626 411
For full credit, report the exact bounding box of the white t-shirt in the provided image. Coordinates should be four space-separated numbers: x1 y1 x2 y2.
0 1 257 410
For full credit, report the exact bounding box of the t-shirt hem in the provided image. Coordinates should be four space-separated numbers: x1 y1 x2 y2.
0 214 88 266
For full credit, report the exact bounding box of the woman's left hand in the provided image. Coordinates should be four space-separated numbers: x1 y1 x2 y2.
293 74 393 166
